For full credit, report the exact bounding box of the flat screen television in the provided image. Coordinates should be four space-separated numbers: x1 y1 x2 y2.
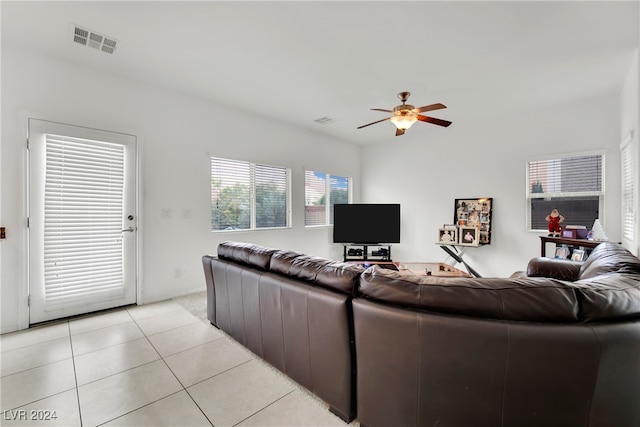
333 204 401 244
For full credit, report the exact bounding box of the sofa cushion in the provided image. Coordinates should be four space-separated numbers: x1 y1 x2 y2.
579 242 640 280
314 262 364 295
358 266 579 322
287 256 363 295
571 273 640 321
269 250 304 275
217 241 276 271
526 257 582 281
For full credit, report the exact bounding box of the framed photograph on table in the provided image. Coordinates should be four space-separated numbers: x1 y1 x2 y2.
454 197 493 244
571 249 586 262
459 226 480 246
438 228 458 244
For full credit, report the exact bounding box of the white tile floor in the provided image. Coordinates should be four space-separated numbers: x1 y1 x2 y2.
0 300 353 426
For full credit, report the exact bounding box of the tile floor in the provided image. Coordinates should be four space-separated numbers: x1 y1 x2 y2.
0 300 353 426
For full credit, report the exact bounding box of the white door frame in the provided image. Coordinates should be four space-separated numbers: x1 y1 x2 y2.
26 117 141 324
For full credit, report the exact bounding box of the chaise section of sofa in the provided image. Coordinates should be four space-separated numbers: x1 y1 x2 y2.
353 242 640 427
202 241 362 422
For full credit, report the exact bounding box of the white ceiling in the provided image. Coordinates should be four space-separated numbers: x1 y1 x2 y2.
2 1 638 145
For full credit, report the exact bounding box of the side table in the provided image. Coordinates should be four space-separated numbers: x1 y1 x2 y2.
539 236 603 258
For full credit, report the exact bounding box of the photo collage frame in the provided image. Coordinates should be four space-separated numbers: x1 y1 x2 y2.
437 198 493 246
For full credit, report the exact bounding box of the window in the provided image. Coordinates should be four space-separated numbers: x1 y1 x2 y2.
620 133 637 243
527 154 603 231
211 157 291 231
304 170 351 226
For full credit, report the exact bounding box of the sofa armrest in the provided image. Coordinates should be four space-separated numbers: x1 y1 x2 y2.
202 255 217 326
526 257 582 281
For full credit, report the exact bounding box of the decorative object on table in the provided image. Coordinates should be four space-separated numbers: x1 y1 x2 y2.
454 197 492 244
555 245 570 259
437 227 458 244
563 225 588 239
545 208 564 237
591 219 609 241
458 226 480 246
571 249 587 262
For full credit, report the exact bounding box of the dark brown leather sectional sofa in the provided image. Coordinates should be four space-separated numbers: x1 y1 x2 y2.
202 241 640 427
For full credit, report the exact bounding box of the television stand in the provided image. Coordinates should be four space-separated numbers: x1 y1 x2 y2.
343 244 392 262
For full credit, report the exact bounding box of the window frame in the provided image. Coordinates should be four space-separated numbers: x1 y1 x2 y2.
304 170 352 227
210 157 292 232
525 151 605 232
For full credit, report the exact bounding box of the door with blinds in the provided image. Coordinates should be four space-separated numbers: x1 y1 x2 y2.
28 119 137 324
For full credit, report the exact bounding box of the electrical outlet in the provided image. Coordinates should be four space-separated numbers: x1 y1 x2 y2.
161 209 172 219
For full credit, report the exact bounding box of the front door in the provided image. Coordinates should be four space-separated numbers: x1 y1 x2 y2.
28 119 137 324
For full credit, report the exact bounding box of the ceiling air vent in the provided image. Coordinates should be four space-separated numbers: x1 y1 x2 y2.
314 117 335 125
71 25 118 55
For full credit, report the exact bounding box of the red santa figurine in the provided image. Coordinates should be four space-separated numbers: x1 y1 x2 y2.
545 209 564 237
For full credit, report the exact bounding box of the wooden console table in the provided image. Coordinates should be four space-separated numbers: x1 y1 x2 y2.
539 236 602 258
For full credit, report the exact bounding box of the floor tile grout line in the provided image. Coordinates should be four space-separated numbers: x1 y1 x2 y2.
1 387 78 413
138 319 204 339
67 320 85 427
0 355 74 380
71 336 150 360
0 329 70 354
182 387 215 426
121 314 219 426
231 388 297 427
94 390 193 427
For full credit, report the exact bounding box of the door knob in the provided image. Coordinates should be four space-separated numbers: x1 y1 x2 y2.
121 227 135 233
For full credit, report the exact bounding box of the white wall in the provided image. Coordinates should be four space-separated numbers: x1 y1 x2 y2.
361 92 623 278
1 46 361 333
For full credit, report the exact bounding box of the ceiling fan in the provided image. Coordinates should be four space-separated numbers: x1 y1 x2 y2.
357 91 452 136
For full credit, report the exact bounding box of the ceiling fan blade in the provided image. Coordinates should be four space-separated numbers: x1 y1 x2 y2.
395 128 405 136
371 108 393 113
417 115 452 127
357 117 391 129
415 103 447 113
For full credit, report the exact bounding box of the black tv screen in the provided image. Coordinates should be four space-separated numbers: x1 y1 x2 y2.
333 204 401 244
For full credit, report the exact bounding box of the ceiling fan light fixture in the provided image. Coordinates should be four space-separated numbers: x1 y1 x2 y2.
390 112 418 130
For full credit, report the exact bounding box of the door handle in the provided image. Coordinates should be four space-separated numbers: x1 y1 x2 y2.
121 227 135 233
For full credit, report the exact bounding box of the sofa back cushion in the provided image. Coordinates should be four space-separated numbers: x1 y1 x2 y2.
217 241 276 271
359 266 579 322
526 257 582 281
288 256 363 295
269 249 305 275
570 273 640 321
579 242 640 280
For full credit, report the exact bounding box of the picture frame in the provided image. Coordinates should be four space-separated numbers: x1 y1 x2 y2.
458 226 480 246
438 228 458 244
454 198 493 244
555 245 570 259
571 249 586 262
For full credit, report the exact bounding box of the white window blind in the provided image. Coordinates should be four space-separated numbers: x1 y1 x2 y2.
305 170 327 226
527 154 603 231
210 157 290 231
621 136 636 241
304 170 351 226
44 134 125 308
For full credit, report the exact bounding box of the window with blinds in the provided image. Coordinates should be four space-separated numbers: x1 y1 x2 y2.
44 134 125 308
527 154 604 231
211 157 290 231
304 170 351 226
621 136 636 242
